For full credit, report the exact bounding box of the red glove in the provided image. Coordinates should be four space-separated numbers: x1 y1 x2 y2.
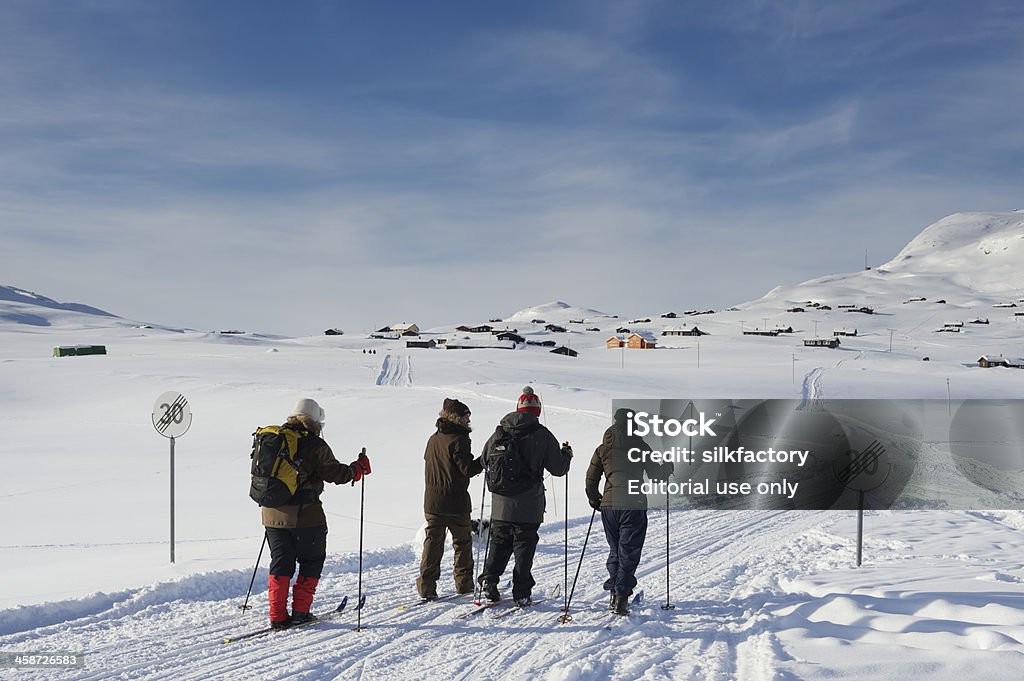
350 451 372 484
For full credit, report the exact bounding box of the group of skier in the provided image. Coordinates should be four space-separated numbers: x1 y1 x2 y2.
254 389 670 628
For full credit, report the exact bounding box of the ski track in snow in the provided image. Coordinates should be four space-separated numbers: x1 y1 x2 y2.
798 367 824 410
375 354 413 387
2 510 836 681
7 511 1024 680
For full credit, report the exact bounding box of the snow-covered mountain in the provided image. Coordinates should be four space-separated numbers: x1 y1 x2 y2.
741 211 1024 314
501 301 615 324
0 285 120 326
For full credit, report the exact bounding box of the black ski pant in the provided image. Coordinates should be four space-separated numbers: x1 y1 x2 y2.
600 509 648 596
479 520 540 600
266 526 328 579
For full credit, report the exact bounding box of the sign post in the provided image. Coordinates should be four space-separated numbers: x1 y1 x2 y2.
152 392 192 563
833 439 891 567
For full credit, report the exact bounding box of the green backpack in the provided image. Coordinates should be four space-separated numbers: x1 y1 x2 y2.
249 425 308 507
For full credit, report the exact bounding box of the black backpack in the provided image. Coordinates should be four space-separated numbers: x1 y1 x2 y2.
485 430 539 496
249 425 308 507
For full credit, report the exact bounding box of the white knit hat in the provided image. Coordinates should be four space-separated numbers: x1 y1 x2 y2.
290 398 325 424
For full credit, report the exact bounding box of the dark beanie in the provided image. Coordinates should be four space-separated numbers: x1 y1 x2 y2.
443 398 471 417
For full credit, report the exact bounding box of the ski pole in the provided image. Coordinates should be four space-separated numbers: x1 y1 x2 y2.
558 507 597 624
661 475 675 611
356 447 366 632
563 467 569 616
475 505 494 606
473 466 489 604
239 532 267 611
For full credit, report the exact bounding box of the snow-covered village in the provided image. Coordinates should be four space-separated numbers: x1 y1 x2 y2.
3 2 1024 680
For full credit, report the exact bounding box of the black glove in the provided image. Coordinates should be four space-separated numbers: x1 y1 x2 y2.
588 495 602 510
561 441 573 459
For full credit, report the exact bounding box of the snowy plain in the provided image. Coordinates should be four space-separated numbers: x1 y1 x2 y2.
2 211 1024 679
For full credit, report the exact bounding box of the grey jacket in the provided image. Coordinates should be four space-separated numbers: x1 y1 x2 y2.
483 412 571 524
586 424 672 510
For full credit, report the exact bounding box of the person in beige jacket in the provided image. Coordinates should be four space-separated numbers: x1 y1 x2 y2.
261 398 371 629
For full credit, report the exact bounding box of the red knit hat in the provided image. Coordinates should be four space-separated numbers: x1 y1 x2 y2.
517 386 541 416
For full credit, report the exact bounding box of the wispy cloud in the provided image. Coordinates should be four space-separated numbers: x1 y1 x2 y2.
1 1 1022 333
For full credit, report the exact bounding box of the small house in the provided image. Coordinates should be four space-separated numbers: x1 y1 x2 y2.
662 325 705 337
786 307 805 313
324 328 344 336
389 322 420 335
943 321 964 328
488 318 503 323
819 305 832 310
627 332 657 349
661 312 677 319
53 345 107 357
970 318 990 324
837 304 857 309
978 355 1024 369
569 319 584 324
544 324 567 333
406 339 437 349
527 339 556 347
629 318 652 324
833 328 858 337
586 327 601 332
775 326 794 334
496 331 525 344
550 346 578 357
615 327 631 334
994 303 1018 308
743 329 780 337
531 319 546 324
804 338 840 349
607 337 626 349
847 307 874 315
903 297 927 303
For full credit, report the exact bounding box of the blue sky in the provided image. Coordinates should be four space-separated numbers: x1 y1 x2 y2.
2 0 1022 334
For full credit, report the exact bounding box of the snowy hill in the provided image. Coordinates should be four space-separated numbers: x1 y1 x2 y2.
885 210 1024 293
502 301 615 324
0 285 120 326
740 211 1024 314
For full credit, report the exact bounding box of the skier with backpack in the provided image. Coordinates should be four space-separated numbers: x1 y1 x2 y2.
250 398 372 629
418 397 483 599
585 408 672 615
478 387 573 606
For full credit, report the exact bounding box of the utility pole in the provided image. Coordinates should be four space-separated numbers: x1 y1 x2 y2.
888 328 894 352
792 353 796 384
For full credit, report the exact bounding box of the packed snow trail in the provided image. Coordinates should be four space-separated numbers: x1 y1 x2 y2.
6 510 1024 680
375 354 413 387
0 511 825 680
